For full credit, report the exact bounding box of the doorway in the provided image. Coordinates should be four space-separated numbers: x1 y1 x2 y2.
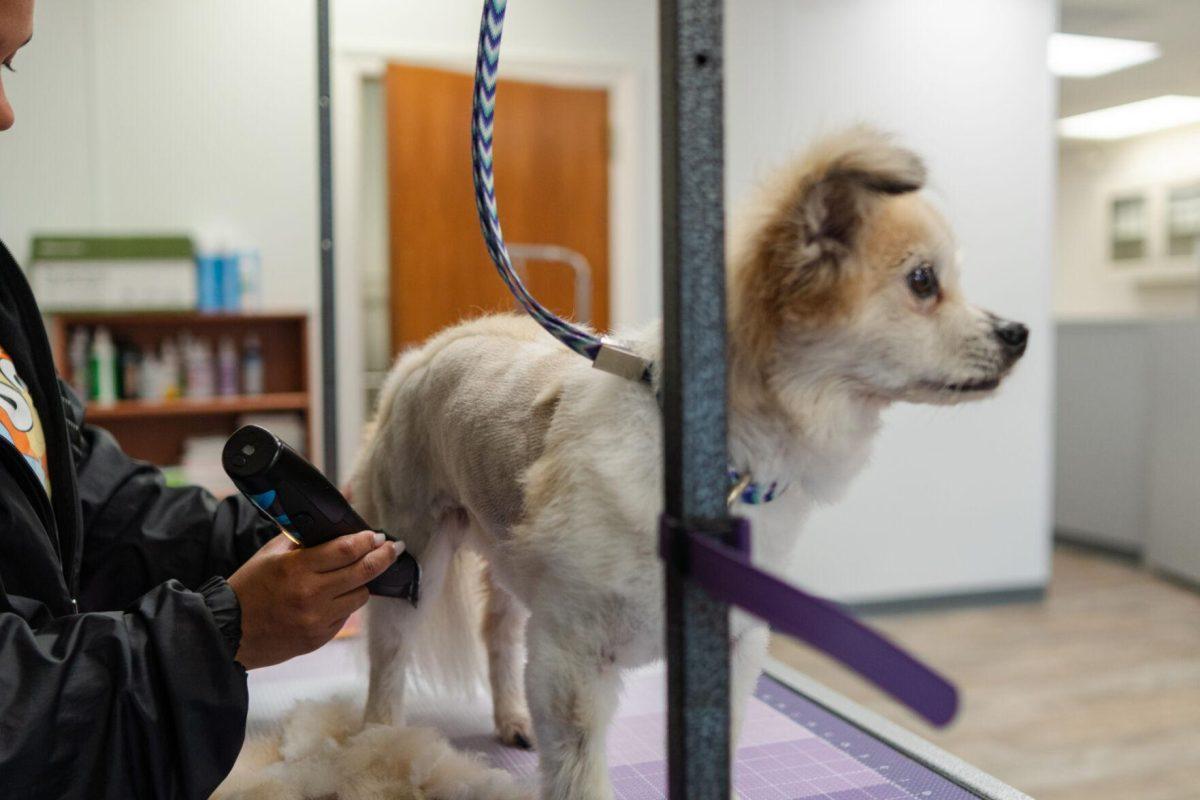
383 63 612 354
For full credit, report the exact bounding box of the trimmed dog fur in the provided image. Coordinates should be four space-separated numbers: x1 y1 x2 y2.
352 127 1028 800
213 698 527 800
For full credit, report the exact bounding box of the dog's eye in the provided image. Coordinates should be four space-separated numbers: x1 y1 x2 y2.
906 264 939 300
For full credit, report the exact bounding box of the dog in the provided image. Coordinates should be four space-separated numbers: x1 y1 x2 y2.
352 126 1028 800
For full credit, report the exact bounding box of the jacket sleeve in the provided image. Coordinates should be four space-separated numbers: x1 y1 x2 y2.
63 383 280 611
0 578 247 800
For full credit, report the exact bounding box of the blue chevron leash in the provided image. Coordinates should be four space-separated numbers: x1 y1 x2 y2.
471 0 650 383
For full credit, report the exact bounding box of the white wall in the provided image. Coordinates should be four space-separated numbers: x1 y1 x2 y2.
727 0 1056 602
0 1 319 308
1144 323 1200 585
1054 322 1150 552
87 2 319 312
0 1 95 259
1056 320 1200 585
1057 125 1200 320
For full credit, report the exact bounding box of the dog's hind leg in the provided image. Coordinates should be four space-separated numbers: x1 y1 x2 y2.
525 617 621 800
362 512 468 726
363 594 418 726
483 565 534 749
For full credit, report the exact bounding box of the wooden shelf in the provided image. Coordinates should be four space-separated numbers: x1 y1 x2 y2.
49 310 313 465
85 392 309 421
49 310 309 326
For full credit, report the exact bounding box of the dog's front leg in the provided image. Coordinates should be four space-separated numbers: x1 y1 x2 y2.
730 620 770 753
526 619 621 800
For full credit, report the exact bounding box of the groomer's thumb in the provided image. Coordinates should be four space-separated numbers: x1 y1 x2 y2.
258 531 298 555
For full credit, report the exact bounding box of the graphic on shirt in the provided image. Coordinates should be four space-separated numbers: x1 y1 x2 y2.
0 346 50 495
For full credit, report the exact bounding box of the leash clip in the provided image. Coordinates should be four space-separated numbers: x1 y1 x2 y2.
726 472 752 509
593 340 653 382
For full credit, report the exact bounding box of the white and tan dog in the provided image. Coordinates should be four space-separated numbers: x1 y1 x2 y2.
353 127 1028 800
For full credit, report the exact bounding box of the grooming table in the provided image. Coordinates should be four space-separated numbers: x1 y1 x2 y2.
247 641 1031 800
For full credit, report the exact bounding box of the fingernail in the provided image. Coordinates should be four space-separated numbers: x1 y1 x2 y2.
373 532 386 547
392 541 406 558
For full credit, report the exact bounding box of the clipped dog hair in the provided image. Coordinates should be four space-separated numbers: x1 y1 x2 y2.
213 698 526 800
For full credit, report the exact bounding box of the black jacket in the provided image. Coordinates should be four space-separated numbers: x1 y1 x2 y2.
0 240 278 798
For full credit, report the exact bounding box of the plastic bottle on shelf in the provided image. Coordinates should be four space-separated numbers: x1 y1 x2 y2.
68 327 90 399
89 327 117 406
217 336 239 397
242 334 264 396
186 338 215 400
141 352 163 401
178 332 193 396
124 345 142 400
120 344 142 400
196 253 223 313
161 338 182 401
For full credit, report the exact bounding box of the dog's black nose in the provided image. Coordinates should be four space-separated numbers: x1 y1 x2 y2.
994 320 1028 359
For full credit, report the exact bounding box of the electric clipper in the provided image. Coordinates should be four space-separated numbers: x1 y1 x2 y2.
222 424 420 605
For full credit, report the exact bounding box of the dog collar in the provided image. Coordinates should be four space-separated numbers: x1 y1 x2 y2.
727 468 784 506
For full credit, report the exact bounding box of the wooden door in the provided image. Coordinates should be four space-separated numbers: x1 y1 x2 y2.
385 64 610 353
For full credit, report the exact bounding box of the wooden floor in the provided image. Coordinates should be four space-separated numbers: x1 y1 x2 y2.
770 545 1200 800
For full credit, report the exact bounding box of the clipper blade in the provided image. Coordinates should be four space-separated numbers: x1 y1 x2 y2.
368 550 421 606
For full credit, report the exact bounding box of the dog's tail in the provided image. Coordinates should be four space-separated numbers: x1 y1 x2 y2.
405 542 488 698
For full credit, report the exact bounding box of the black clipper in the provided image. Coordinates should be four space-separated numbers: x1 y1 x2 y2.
222 424 420 605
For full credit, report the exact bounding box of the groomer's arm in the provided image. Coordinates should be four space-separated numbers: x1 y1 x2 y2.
59 381 280 609
0 533 400 800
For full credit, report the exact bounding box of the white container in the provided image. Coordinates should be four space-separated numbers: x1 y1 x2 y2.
186 339 216 400
242 334 264 396
238 250 263 310
217 336 239 397
160 338 182 401
140 353 164 401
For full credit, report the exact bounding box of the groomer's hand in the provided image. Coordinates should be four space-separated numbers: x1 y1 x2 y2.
227 531 404 669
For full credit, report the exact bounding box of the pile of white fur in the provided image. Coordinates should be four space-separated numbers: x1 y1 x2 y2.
213 698 528 800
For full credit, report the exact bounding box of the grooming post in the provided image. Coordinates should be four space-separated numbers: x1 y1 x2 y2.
660 0 732 797
316 0 339 480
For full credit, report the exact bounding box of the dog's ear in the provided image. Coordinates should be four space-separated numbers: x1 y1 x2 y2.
790 127 926 258
729 128 927 351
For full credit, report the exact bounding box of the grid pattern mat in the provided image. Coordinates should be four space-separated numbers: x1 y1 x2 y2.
459 673 981 800
246 642 982 800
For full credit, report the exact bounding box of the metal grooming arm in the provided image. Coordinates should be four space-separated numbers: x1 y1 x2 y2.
659 1 733 797
316 0 338 480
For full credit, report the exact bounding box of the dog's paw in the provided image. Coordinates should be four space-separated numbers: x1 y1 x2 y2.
495 716 536 750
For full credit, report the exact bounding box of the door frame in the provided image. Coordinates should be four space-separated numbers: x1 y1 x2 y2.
331 43 647 473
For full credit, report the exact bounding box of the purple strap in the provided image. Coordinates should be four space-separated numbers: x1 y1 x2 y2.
659 515 959 728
